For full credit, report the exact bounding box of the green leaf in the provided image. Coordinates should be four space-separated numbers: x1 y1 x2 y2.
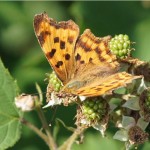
0 59 23 150
72 132 123 150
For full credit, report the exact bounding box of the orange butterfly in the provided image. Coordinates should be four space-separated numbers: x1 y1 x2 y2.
34 13 141 97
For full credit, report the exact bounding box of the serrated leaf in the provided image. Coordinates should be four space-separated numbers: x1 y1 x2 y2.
0 59 23 150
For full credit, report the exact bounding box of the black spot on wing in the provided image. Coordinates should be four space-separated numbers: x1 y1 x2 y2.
77 40 91 52
95 47 102 55
46 48 56 59
80 60 85 64
65 53 70 60
60 40 65 49
75 53 81 61
68 36 74 44
89 57 93 62
55 61 63 68
54 37 59 43
38 31 51 46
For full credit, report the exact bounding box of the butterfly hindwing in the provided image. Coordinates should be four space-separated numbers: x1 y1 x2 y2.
74 72 141 97
34 13 79 83
74 29 119 71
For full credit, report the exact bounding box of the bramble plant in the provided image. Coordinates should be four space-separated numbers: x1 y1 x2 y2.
0 34 150 150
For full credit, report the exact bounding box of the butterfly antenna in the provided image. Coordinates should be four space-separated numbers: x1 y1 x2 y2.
28 91 47 96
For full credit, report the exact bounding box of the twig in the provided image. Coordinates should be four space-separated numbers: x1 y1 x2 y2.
58 127 85 150
36 105 57 150
21 118 49 145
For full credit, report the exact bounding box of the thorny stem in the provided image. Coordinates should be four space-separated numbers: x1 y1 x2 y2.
58 126 85 150
21 118 49 145
36 104 57 150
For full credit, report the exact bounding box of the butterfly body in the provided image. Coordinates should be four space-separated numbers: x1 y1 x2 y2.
34 13 141 97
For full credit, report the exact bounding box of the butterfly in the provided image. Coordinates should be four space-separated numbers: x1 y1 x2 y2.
34 12 141 97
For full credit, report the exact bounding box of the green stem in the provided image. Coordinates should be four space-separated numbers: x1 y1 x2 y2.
35 84 57 149
36 104 57 150
21 118 49 145
58 127 85 150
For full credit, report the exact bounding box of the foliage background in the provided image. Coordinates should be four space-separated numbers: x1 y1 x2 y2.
0 1 150 150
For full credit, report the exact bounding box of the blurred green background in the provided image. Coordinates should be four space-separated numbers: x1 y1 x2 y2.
1 1 150 150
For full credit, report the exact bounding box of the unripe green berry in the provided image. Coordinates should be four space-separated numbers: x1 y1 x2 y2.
88 109 93 115
118 43 123 50
98 103 103 109
123 42 129 49
83 107 88 114
89 101 95 107
124 34 129 41
93 104 99 111
53 79 57 84
90 113 97 119
113 44 118 50
119 50 124 56
97 109 102 113
118 34 124 39
113 50 118 55
119 39 124 44
122 49 128 55
109 34 133 59
48 71 62 92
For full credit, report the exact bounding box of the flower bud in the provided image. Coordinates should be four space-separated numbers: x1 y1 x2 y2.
15 94 35 111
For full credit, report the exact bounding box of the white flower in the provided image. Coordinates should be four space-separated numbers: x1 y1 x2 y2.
43 92 62 108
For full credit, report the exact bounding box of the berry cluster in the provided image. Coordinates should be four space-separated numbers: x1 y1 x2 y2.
109 34 131 58
49 71 62 92
82 98 107 122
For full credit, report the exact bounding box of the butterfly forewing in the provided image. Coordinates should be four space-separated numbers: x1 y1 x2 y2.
34 13 79 84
